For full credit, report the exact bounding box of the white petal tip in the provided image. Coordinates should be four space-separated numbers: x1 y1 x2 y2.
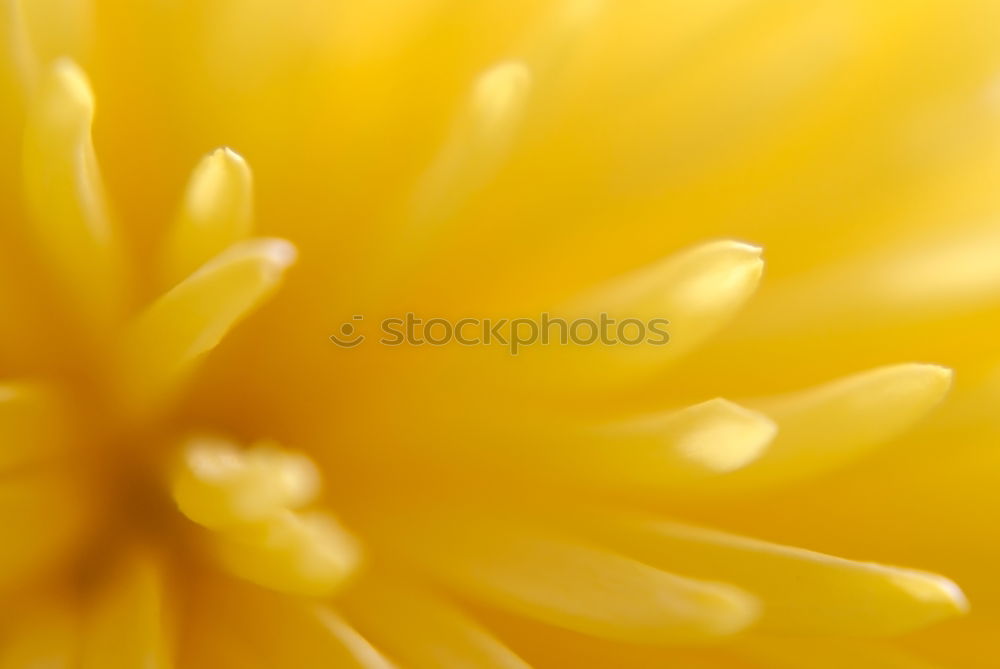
265 240 298 271
676 399 777 473
908 363 954 392
473 61 532 127
696 240 764 264
50 58 94 115
724 240 763 256
245 238 298 272
697 584 762 638
207 147 251 176
671 241 765 309
475 60 532 98
214 146 243 161
891 570 969 619
868 363 954 410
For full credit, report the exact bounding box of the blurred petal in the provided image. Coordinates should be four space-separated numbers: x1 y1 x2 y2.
187 577 396 669
738 636 949 669
342 576 532 669
117 237 296 415
209 510 361 597
0 471 93 590
587 514 967 636
0 381 67 472
172 435 319 528
80 552 174 669
502 240 764 393
21 59 124 331
718 364 953 490
366 509 759 643
0 599 78 668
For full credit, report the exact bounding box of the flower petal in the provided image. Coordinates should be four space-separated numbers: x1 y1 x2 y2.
5 0 39 94
366 509 759 643
187 577 397 669
587 514 967 636
583 398 776 482
0 471 93 590
0 381 67 473
341 575 532 669
722 363 953 489
410 60 532 229
162 148 254 288
0 599 78 668
80 552 174 669
495 398 775 492
512 240 764 393
372 60 533 295
21 59 124 331
117 237 296 415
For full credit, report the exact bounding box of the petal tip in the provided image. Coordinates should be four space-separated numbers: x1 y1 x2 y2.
678 399 777 473
687 581 761 639
208 146 252 178
910 362 954 390
887 569 969 630
49 57 94 117
246 238 298 274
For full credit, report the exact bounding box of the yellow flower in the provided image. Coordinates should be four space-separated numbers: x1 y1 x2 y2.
1 0 998 667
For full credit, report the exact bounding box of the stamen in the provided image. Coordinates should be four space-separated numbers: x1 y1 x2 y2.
210 510 361 597
172 435 320 528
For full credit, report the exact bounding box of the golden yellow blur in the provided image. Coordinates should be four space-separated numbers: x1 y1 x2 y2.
2 0 1000 666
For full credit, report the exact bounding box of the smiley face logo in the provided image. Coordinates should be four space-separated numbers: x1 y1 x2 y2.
329 315 366 348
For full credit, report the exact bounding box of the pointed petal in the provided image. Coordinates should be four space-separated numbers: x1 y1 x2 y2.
368 510 759 643
163 148 254 288
117 238 296 414
367 61 533 297
410 60 532 228
589 514 967 636
313 609 401 669
726 364 952 489
504 399 775 493
746 223 1000 337
581 398 776 485
567 239 762 353
516 240 763 392
22 59 124 329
